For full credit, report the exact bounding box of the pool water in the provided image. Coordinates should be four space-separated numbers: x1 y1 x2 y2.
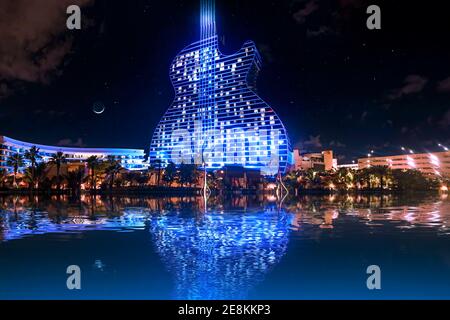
0 194 449 299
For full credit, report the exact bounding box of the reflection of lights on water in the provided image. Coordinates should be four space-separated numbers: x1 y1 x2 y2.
404 212 415 222
428 211 441 223
93 259 106 271
266 183 277 190
69 217 108 225
0 210 150 242
332 210 339 220
0 204 292 299
148 208 291 299
2 196 450 299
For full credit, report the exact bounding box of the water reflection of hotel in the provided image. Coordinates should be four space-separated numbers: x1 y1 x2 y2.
0 195 292 299
285 194 450 231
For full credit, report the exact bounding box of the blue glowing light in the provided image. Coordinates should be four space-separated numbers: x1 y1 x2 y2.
0 199 292 299
149 0 292 175
148 207 291 299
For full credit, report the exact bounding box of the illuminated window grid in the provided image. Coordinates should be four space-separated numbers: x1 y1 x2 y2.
150 36 292 174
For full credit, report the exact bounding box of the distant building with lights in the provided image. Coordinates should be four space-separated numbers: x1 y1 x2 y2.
292 149 337 171
337 163 359 170
0 135 147 173
358 150 450 178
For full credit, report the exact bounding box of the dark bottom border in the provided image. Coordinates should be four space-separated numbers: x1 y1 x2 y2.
0 300 446 318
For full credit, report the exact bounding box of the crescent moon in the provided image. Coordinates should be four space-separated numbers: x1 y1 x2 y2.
93 107 105 114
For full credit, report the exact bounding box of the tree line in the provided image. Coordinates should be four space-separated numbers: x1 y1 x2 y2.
283 166 448 194
0 147 201 195
1 146 448 195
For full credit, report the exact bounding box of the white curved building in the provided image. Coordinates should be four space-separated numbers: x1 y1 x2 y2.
0 135 148 172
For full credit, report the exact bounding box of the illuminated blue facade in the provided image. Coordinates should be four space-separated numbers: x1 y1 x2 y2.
149 0 292 175
149 207 291 299
0 135 147 172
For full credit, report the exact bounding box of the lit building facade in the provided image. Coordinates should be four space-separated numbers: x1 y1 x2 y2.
0 135 147 172
149 0 292 175
358 151 450 178
292 149 337 171
337 163 359 170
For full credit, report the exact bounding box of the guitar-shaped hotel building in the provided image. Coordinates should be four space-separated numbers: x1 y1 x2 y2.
149 0 292 175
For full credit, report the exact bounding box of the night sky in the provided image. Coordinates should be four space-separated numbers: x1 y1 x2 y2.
0 0 449 163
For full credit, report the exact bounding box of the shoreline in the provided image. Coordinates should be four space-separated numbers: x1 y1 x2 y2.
0 188 444 197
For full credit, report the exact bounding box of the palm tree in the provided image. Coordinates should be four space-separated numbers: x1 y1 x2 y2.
333 167 355 190
356 167 373 190
23 162 48 190
0 168 7 189
371 166 392 190
105 158 122 190
24 146 42 190
179 163 196 187
283 170 301 195
154 159 162 186
49 151 67 192
65 168 85 196
6 153 24 188
86 156 100 192
304 169 319 189
163 162 177 186
34 162 49 189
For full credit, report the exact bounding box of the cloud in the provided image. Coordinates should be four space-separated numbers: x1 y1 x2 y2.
258 44 274 63
306 26 337 38
360 111 368 122
296 135 323 150
293 0 319 24
387 75 428 100
0 0 94 98
337 0 365 8
57 138 86 147
329 140 346 148
0 82 12 99
437 77 450 93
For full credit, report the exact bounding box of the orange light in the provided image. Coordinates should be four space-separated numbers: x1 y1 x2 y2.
266 183 277 190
